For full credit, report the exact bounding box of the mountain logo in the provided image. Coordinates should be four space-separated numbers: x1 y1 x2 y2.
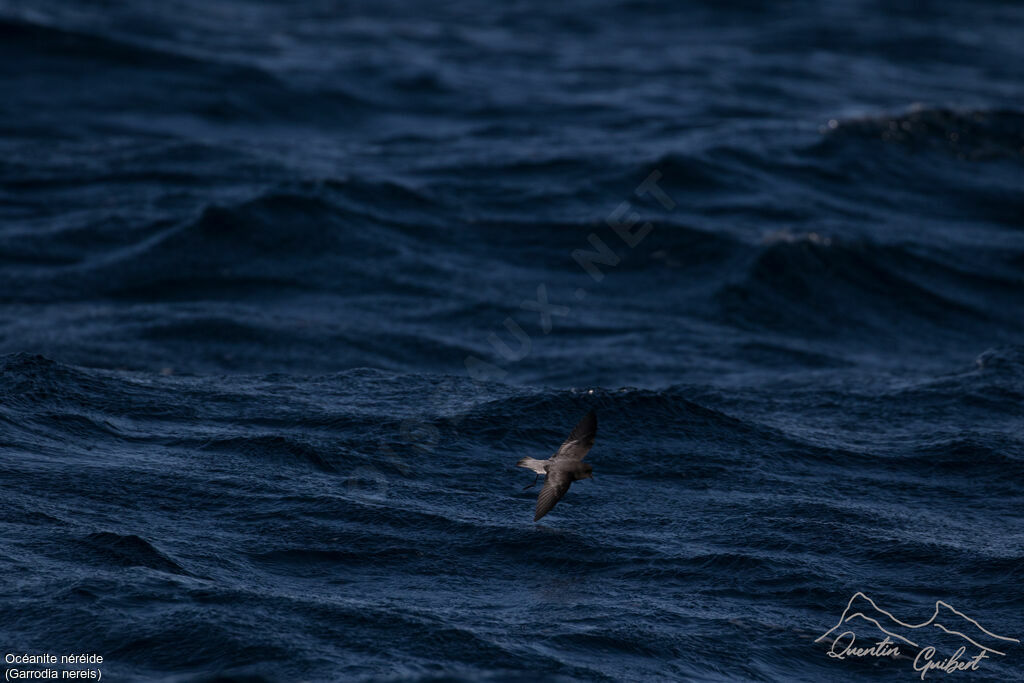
816 592 1019 678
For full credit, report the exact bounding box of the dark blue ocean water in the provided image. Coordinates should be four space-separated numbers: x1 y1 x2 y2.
2 1 1024 680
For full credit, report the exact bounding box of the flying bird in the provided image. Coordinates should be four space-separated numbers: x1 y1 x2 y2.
516 409 596 521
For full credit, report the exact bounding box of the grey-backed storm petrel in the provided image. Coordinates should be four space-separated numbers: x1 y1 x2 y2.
516 409 596 521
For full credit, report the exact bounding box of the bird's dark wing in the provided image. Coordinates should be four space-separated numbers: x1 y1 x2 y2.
551 409 596 463
534 468 573 521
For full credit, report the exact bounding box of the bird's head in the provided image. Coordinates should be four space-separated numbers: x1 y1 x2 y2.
581 463 594 480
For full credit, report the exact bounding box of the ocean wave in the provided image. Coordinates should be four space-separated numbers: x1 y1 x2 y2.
0 192 410 301
197 435 340 473
974 345 1024 375
0 15 374 125
78 531 190 575
820 106 1024 161
716 235 1022 337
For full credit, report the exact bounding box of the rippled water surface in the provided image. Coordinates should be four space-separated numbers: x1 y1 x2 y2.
1 1 1023 680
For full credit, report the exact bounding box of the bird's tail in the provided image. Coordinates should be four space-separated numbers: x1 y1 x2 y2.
517 457 547 474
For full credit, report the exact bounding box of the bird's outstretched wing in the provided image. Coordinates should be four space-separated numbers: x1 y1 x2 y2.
551 409 596 463
534 468 573 521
